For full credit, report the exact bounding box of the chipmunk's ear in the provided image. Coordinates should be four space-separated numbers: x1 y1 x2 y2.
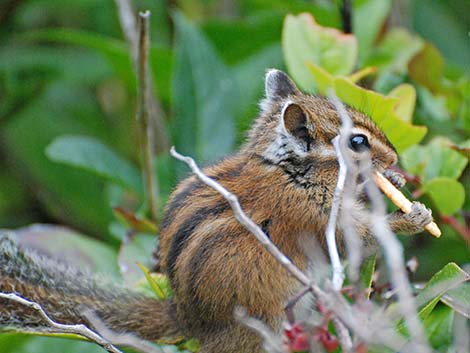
265 69 300 101
282 102 312 150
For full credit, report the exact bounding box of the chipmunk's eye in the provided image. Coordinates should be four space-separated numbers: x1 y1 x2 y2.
349 134 370 152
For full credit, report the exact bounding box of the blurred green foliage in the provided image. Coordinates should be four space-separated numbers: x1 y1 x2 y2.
0 0 469 352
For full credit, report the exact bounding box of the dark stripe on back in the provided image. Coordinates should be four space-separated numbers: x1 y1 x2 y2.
185 232 232 323
167 201 229 284
161 180 203 231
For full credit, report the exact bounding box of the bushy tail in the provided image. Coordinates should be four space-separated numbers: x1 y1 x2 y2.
0 236 180 340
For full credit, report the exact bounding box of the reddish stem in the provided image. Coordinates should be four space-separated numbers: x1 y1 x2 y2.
440 215 470 243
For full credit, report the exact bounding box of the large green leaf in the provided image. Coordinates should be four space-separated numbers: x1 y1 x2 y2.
283 13 357 92
172 12 236 163
46 135 143 194
415 263 469 311
203 13 284 65
441 281 470 318
0 334 105 353
365 28 424 75
3 84 113 236
388 84 417 123
231 43 284 134
401 137 469 183
20 28 173 103
423 177 465 215
422 305 454 351
4 224 120 277
118 233 156 286
409 42 444 94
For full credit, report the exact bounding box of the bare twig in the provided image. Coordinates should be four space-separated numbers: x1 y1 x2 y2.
170 147 311 286
234 307 284 353
0 293 122 353
114 0 138 59
325 136 347 291
328 93 364 286
284 286 312 324
332 317 353 353
84 311 170 353
114 0 169 153
137 11 159 221
441 215 470 243
340 0 353 34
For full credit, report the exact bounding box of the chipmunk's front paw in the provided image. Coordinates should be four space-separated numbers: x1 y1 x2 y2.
383 169 406 189
389 202 432 234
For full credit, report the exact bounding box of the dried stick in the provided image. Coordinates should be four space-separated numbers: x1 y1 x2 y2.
234 307 284 353
137 11 159 221
0 293 122 353
373 172 441 237
170 147 311 286
325 136 346 291
84 311 169 353
114 0 169 153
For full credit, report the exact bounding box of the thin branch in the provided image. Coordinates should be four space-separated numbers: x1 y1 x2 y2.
332 317 353 353
340 0 353 34
84 311 170 353
137 11 159 221
170 147 311 286
234 307 284 353
114 0 138 60
114 0 169 153
441 215 470 243
325 136 347 291
0 293 122 353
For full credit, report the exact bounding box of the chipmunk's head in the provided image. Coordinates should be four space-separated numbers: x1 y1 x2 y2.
245 69 397 187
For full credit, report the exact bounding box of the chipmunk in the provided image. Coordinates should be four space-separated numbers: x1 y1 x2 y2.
0 70 432 353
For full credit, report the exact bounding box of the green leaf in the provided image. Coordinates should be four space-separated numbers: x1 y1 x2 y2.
3 90 113 236
422 305 454 350
388 84 417 123
415 263 469 310
203 13 284 65
409 42 444 94
365 28 424 75
46 135 142 194
172 12 236 163
423 177 465 215
354 0 391 63
20 28 173 103
333 78 427 152
0 334 105 353
283 13 357 92
401 137 469 183
360 255 376 299
231 43 283 119
6 224 120 277
118 233 155 285
395 263 468 336
441 281 470 318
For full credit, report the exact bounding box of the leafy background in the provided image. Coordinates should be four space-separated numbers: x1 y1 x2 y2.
0 0 469 352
